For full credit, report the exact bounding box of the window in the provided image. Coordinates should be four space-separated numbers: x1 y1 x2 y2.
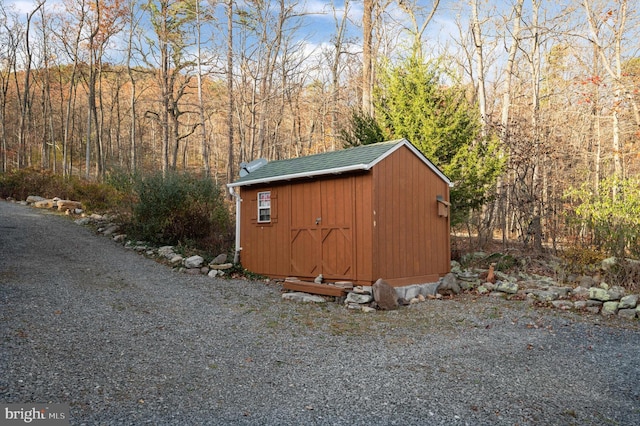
257 191 271 223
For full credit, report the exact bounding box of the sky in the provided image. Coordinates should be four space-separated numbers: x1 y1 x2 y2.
2 0 464 74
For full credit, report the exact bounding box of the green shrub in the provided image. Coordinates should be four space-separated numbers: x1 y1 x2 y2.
565 176 640 258
560 247 605 275
129 172 232 253
603 259 640 293
0 169 73 200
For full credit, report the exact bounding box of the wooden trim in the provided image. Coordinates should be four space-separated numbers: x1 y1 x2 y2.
385 274 442 287
283 280 347 297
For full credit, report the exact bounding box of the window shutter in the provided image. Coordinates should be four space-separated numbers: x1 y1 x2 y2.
250 196 257 224
271 189 278 224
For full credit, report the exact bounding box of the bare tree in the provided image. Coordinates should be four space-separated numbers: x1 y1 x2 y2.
0 6 21 172
17 1 45 168
582 0 637 188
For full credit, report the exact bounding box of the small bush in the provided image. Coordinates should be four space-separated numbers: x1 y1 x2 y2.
603 259 640 293
129 172 232 253
0 169 73 200
560 247 605 275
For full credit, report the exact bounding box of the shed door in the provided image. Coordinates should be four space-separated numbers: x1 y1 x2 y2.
290 178 354 280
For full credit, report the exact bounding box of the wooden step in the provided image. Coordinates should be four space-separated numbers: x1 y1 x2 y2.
282 279 347 297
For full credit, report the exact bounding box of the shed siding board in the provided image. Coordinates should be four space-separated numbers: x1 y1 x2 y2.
373 146 450 283
240 186 291 277
354 173 373 283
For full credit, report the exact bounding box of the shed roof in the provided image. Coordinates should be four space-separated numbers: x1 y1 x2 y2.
227 138 451 188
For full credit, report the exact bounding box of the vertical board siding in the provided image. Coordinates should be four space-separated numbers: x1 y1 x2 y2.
354 173 374 283
240 185 291 277
373 146 450 282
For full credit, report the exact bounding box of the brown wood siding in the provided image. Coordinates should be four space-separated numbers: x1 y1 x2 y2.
239 185 291 277
372 146 450 284
353 173 374 283
289 177 355 280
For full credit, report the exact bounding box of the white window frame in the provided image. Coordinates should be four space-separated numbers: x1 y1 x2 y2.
257 191 271 223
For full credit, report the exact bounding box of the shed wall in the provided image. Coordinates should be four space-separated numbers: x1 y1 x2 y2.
372 146 450 285
239 185 291 277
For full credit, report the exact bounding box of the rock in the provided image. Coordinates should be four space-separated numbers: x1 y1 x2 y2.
477 285 489 295
169 255 183 264
345 292 373 304
314 274 323 284
361 306 376 313
57 200 82 211
571 287 590 298
586 306 601 314
495 281 519 294
113 234 126 243
334 281 354 290
484 282 496 291
530 290 559 301
457 270 479 282
353 286 372 294
574 301 587 310
548 286 571 298
589 287 610 301
346 303 363 310
26 195 45 204
601 257 617 271
489 291 508 299
437 273 460 295
372 278 399 310
586 300 603 308
618 294 638 309
618 309 637 320
211 253 227 265
418 294 425 302
101 224 119 236
158 246 174 257
282 292 326 303
208 269 220 278
209 263 233 270
602 301 619 316
607 286 625 301
578 275 596 288
33 199 55 209
184 255 204 269
75 218 91 226
409 297 420 305
200 266 210 274
184 268 201 275
551 300 574 310
458 280 476 291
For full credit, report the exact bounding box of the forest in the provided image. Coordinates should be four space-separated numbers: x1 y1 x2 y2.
1 0 639 258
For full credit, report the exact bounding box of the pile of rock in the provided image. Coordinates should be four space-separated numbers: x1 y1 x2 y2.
138 247 233 278
449 260 639 320
26 195 83 214
73 212 234 279
284 263 639 320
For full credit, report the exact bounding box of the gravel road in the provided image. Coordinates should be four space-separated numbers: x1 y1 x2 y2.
1 200 639 425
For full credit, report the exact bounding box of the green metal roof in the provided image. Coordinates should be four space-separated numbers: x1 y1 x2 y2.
227 138 451 188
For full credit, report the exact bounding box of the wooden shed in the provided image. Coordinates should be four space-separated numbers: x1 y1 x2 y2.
227 139 452 287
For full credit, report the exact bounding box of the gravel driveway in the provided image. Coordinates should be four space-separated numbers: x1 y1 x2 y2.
1 200 639 425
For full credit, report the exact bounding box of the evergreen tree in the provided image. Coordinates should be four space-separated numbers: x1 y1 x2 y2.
339 108 385 148
376 57 505 225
